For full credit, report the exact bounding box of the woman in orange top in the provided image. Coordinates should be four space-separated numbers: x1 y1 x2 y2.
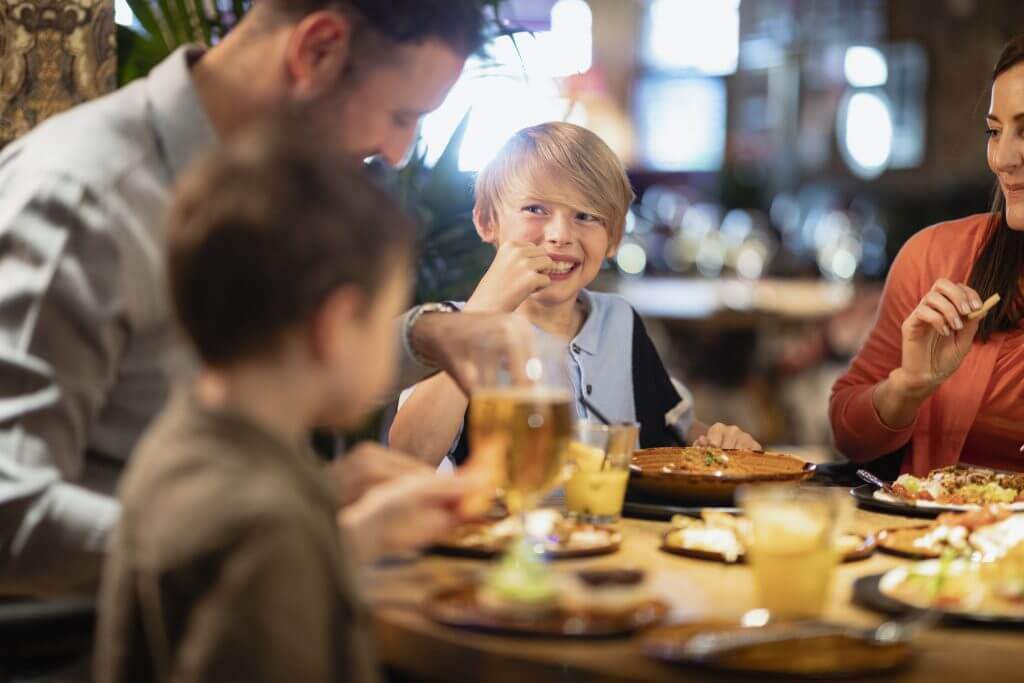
831 36 1024 475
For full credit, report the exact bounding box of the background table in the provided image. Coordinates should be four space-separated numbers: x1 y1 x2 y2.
368 509 1022 683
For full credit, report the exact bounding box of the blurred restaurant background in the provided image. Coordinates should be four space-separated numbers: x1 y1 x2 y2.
36 0 1024 456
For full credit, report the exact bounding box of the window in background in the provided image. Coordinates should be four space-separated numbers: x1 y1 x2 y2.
418 0 593 172
636 77 727 172
635 0 741 172
114 0 135 26
644 0 741 76
836 42 927 178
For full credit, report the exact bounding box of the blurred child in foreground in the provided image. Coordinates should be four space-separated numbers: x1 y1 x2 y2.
95 125 483 683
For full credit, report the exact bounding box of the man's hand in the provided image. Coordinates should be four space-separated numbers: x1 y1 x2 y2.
692 423 762 451
338 471 488 564
465 242 553 313
409 311 535 394
328 442 433 508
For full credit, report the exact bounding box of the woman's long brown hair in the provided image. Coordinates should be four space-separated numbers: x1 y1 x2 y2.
969 36 1024 342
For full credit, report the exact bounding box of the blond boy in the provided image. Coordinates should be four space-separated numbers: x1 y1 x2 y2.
390 122 759 466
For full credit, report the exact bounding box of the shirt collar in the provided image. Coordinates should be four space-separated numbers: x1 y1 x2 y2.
145 46 219 181
571 290 602 356
176 388 339 512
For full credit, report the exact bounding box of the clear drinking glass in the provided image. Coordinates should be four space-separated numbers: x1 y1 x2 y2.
466 332 573 518
564 421 639 524
738 484 848 621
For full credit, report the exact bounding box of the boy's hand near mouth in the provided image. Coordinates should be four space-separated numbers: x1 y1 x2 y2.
465 241 555 313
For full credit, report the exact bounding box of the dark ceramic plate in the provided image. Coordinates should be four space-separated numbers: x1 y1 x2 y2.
850 485 944 519
853 573 1024 628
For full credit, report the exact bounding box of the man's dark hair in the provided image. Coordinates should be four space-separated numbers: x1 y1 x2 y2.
263 0 490 57
167 121 415 366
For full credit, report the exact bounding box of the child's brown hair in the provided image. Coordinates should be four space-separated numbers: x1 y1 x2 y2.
167 122 415 366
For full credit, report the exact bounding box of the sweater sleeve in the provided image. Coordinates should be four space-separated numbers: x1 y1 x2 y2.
829 228 935 461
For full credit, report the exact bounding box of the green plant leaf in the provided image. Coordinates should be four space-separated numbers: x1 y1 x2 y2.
125 0 172 51
231 0 248 24
159 0 190 45
422 110 474 213
117 25 170 85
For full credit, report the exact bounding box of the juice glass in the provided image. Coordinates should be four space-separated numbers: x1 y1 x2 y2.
564 422 639 524
738 484 848 621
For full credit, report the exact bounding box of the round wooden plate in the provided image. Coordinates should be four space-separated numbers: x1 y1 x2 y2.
875 525 946 559
642 621 913 678
630 448 815 504
430 521 622 560
660 531 876 564
425 584 668 637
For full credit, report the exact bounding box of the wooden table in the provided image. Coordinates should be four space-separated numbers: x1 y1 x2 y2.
368 507 1023 682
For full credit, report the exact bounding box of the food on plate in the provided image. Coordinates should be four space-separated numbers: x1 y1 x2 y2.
477 541 657 622
880 544 1024 618
878 507 1024 559
477 540 559 618
633 446 812 478
664 510 870 563
666 510 750 562
438 509 620 557
562 569 654 614
887 466 1024 506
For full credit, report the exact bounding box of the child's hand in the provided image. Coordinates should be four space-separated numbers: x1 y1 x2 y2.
338 470 488 563
329 442 433 508
465 242 555 313
692 423 762 451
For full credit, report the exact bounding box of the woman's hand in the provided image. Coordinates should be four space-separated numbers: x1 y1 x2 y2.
692 423 762 451
898 279 984 393
465 242 554 313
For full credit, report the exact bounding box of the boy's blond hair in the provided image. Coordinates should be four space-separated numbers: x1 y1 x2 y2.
475 122 635 248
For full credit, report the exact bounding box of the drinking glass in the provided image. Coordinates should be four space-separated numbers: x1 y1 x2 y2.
738 484 848 621
466 332 573 518
565 421 638 524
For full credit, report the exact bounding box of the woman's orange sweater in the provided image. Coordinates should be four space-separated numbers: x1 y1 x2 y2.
830 213 1024 475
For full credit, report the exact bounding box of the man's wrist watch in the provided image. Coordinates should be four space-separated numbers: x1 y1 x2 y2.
403 302 458 368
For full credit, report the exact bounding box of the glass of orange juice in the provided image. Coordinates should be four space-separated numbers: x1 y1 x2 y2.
564 422 638 524
738 484 848 621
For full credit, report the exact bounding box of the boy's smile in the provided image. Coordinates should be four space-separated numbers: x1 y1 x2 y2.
488 196 612 305
546 254 581 280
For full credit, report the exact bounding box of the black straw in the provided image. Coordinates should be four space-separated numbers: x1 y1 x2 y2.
580 395 687 447
580 396 612 425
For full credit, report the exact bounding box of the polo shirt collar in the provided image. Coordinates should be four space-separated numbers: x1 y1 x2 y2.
145 46 219 181
571 290 602 356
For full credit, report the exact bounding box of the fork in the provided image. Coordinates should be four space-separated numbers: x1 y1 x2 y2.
683 609 940 659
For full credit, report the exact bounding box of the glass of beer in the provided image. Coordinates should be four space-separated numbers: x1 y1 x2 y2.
467 333 573 517
738 484 848 621
565 422 638 524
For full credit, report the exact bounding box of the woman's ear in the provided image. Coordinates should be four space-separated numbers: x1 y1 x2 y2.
606 240 619 259
284 10 353 100
473 205 499 244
